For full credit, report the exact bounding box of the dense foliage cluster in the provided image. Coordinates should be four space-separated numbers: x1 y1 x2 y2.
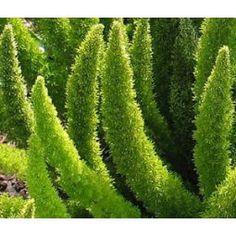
130 19 173 158
169 18 197 182
0 17 236 218
27 134 70 218
66 24 112 185
194 46 233 198
0 25 33 148
0 194 34 218
31 76 139 218
102 21 201 217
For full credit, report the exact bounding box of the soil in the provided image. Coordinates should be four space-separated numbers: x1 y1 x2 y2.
0 174 28 199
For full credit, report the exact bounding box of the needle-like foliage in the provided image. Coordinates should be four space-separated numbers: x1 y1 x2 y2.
193 18 236 110
0 194 35 218
7 18 46 90
130 18 173 158
0 144 27 180
32 18 73 118
169 18 197 182
102 21 201 217
67 24 112 185
69 18 99 53
0 25 33 148
31 76 140 218
149 18 179 122
27 134 69 218
194 46 233 198
203 168 236 217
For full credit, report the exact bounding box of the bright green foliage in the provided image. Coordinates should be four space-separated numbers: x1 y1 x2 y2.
33 18 73 118
169 18 197 181
0 194 35 218
0 25 33 148
102 21 201 217
193 19 236 166
69 18 99 52
0 144 27 180
203 168 236 217
7 18 46 90
27 134 69 218
67 24 112 185
31 76 140 218
19 198 35 218
194 46 233 198
150 18 179 122
130 18 173 158
193 18 236 110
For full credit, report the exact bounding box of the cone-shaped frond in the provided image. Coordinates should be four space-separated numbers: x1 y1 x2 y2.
130 18 173 159
27 134 69 218
31 76 140 218
203 168 236 217
193 18 236 110
194 46 233 198
169 18 197 181
66 24 112 185
0 24 33 148
102 21 201 217
7 18 46 89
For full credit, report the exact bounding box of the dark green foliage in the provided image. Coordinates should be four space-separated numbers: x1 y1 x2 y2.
150 18 179 122
130 18 173 158
69 18 99 53
7 18 46 90
0 194 35 218
203 168 236 217
169 18 197 182
102 21 201 217
0 25 33 148
0 144 27 180
100 18 114 41
27 134 69 218
124 18 135 40
191 18 203 36
193 18 236 110
194 46 233 198
65 200 92 218
67 24 112 185
31 76 140 218
33 18 72 64
32 18 73 118
0 18 7 33
0 89 7 132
